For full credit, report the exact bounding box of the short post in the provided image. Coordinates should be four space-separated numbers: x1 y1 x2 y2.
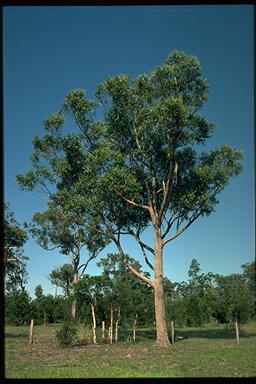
29 319 34 344
235 319 240 345
171 321 175 344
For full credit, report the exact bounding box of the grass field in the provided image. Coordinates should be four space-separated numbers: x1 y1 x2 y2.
5 321 256 378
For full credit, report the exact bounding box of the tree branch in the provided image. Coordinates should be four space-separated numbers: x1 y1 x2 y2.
161 212 176 239
140 245 154 271
37 242 59 252
159 161 178 222
113 238 155 288
163 211 201 246
119 194 150 211
78 253 98 276
127 228 154 255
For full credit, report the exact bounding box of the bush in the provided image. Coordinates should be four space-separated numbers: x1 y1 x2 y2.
56 319 78 347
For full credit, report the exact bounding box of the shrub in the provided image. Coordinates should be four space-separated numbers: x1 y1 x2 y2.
56 319 78 347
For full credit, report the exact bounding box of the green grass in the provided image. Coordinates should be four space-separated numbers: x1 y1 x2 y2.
5 322 256 378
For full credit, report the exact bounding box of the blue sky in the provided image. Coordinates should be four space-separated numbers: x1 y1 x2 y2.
4 5 254 298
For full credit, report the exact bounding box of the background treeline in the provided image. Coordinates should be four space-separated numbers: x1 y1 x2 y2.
5 254 255 331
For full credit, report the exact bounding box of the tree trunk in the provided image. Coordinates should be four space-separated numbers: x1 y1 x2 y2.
170 321 175 344
102 320 105 342
109 304 113 344
71 269 79 319
133 314 137 343
115 306 121 343
91 303 97 344
29 319 34 345
235 319 240 345
154 230 170 347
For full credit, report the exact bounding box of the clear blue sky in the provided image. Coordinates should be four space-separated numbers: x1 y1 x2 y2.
4 5 254 298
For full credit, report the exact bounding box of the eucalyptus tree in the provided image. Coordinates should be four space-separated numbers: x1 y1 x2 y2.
17 50 242 347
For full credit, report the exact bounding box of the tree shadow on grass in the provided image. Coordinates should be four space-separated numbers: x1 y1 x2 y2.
175 327 256 340
5 332 28 339
118 328 156 342
136 329 156 340
119 326 256 343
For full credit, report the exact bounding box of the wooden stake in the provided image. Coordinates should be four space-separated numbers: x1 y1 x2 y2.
171 321 175 344
29 319 34 344
235 319 240 345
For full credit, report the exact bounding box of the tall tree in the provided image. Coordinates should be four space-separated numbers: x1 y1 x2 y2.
17 51 242 347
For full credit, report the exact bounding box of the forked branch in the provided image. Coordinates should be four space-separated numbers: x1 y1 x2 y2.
163 211 201 246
